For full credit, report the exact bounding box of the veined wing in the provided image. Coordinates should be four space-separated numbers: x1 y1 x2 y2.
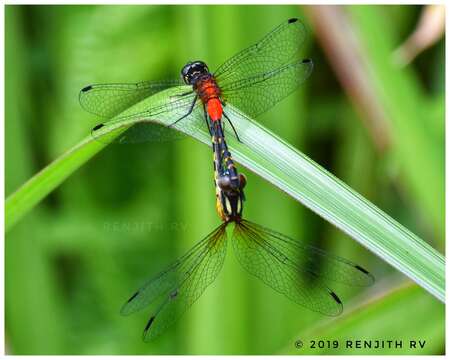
214 18 308 86
80 81 199 144
232 220 374 316
79 80 184 119
221 59 313 118
121 223 228 341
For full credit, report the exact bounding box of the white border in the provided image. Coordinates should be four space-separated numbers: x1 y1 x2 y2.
2 1 447 358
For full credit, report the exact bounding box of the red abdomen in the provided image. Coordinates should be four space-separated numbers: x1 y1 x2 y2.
207 98 223 121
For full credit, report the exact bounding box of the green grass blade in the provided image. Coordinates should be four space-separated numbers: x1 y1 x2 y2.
5 88 445 303
5 127 123 232
5 136 101 232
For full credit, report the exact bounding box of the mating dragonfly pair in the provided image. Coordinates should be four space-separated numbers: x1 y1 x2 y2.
80 18 374 341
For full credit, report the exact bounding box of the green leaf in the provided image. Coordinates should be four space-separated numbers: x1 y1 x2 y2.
5 135 102 232
5 124 128 232
5 87 445 303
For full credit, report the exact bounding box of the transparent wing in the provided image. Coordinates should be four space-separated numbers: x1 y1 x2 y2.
214 18 308 85
121 223 228 341
98 121 186 144
214 18 312 118
221 59 313 118
232 220 374 316
80 82 200 144
79 80 183 119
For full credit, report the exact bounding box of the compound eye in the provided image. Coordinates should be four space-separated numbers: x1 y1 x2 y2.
192 61 208 74
181 62 194 83
239 174 247 189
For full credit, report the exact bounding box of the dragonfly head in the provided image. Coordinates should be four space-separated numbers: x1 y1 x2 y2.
181 60 209 85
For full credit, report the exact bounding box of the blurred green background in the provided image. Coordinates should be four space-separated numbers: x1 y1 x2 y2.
5 4 445 355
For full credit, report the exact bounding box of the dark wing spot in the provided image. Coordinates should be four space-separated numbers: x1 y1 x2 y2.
92 123 104 131
354 265 369 274
81 85 93 92
127 291 139 303
302 59 312 64
329 291 342 304
144 316 156 333
288 18 298 24
355 265 375 286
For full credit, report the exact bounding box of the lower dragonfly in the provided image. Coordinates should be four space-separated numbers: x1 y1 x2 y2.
120 118 375 341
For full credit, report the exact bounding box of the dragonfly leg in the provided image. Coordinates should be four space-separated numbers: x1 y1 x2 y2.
203 104 213 136
222 111 241 143
168 95 198 127
170 90 194 99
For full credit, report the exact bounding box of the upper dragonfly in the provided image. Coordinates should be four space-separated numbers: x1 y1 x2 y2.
79 18 313 144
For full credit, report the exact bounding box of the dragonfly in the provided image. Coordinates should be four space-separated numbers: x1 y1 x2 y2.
120 115 375 342
79 18 313 145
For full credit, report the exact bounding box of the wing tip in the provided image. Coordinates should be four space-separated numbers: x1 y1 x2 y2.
81 85 93 92
354 264 369 274
92 123 105 131
354 265 375 285
142 316 156 342
288 18 298 24
329 291 342 305
329 291 344 316
127 291 140 303
119 307 128 316
120 291 140 316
